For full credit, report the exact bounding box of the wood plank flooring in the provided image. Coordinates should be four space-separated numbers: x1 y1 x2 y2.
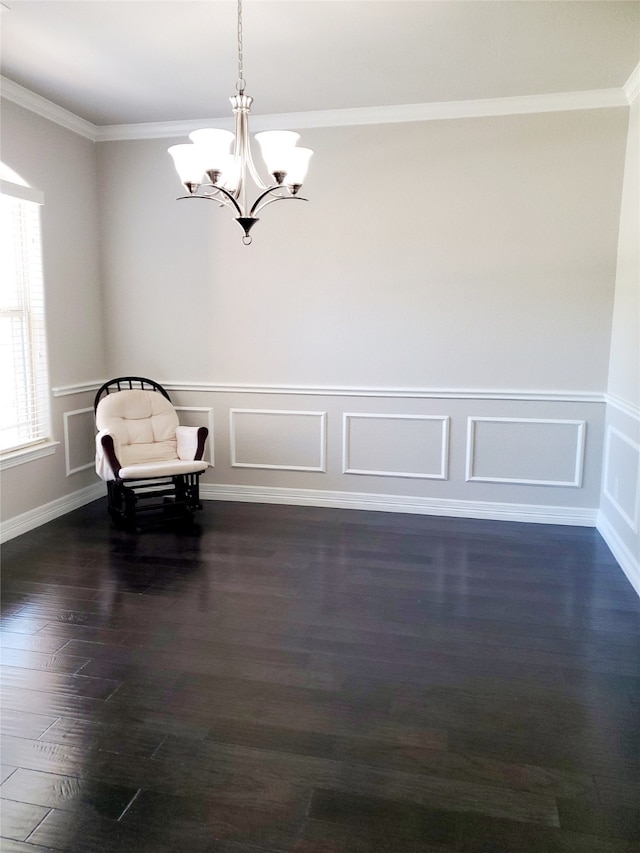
1 499 639 852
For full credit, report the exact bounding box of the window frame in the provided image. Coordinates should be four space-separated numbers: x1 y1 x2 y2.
1 178 57 468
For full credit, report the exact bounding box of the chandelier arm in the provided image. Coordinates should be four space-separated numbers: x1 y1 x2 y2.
249 188 308 217
178 186 244 217
207 195 240 212
204 188 249 212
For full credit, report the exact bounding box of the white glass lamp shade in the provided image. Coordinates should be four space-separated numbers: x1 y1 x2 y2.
168 144 205 188
189 129 235 174
282 147 313 187
255 131 300 176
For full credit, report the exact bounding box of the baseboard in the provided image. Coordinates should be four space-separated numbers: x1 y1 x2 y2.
597 512 640 598
0 480 601 545
200 484 597 526
0 482 104 544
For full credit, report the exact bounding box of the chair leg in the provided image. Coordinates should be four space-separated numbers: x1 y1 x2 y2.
123 486 139 531
175 473 202 514
107 481 125 524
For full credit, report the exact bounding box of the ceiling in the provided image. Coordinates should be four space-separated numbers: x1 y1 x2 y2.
1 1 639 127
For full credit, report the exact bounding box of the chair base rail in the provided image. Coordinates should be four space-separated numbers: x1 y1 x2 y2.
107 472 204 531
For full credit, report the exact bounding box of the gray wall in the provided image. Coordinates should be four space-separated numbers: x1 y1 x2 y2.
1 100 104 522
93 108 626 524
99 111 625 391
1 94 636 564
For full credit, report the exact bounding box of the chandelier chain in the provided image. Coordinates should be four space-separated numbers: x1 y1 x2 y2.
236 0 245 93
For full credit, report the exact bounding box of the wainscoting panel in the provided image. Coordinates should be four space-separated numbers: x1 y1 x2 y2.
466 417 586 487
230 409 327 472
598 399 640 598
169 389 604 519
63 407 96 476
603 425 640 533
343 413 449 479
16 383 636 588
9 383 606 537
175 406 215 466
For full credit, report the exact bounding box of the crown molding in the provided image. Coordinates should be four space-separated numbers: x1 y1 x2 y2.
1 77 97 141
96 115 235 142
96 88 629 141
2 74 633 143
624 62 640 104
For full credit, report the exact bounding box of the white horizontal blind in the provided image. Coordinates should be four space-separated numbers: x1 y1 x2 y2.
0 185 51 453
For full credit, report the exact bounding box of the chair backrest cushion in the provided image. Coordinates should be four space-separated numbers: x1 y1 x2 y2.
96 389 180 466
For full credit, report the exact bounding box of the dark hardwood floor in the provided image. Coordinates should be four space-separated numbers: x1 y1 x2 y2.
1 499 639 852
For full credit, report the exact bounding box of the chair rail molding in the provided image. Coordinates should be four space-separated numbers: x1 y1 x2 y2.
606 393 640 422
50 380 608 404
52 381 105 397
160 381 605 403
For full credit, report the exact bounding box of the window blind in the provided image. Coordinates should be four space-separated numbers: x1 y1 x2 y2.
0 183 51 454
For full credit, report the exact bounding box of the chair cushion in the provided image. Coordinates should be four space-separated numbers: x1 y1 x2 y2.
96 390 180 464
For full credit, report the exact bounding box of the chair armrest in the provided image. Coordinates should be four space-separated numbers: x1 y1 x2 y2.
176 425 208 461
95 429 122 480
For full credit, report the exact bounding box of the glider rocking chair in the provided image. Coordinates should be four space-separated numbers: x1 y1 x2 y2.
94 377 208 530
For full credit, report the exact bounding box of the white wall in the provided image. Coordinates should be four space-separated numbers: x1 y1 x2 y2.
598 95 640 595
0 100 105 526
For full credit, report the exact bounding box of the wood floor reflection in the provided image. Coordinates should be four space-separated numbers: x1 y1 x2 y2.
1 500 639 852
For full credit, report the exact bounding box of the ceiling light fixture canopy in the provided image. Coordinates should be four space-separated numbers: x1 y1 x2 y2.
168 0 312 245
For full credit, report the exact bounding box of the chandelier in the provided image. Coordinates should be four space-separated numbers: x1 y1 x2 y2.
168 0 313 245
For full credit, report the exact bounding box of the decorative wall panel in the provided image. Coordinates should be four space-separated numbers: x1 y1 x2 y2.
175 406 215 466
343 413 449 479
466 417 586 487
603 426 640 532
63 408 95 476
230 409 327 472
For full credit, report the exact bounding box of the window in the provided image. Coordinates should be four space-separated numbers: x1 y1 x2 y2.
0 179 51 456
